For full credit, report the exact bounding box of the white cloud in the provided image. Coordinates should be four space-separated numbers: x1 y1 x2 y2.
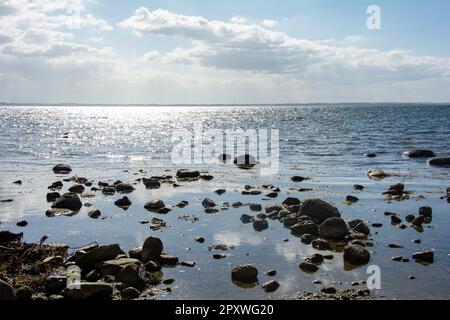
119 7 450 84
261 19 278 29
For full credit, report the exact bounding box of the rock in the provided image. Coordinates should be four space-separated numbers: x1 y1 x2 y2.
95 258 142 276
319 217 349 239
51 193 82 211
144 200 165 212
306 253 324 265
346 195 359 203
13 180 22 185
215 189 226 195
364 153 377 158
234 155 257 169
200 174 214 181
282 197 301 207
321 287 337 294
231 265 258 283
392 256 403 262
388 243 403 249
232 202 244 208
128 247 142 260
266 270 277 277
121 287 140 300
15 286 33 300
45 276 67 295
299 262 318 273
141 237 164 263
194 236 205 243
249 203 262 212
262 280 280 293
158 254 179 266
218 154 232 163
412 216 426 226
298 199 341 223
291 221 319 236
46 208 77 217
177 169 200 179
85 270 101 282
16 220 28 227
266 192 279 198
403 150 436 158
301 234 313 244
46 192 61 202
115 183 135 193
391 215 402 224
405 215 416 223
53 164 72 174
143 179 161 189
88 209 101 219
117 265 146 291
266 205 283 214
354 184 365 191
115 196 132 208
63 283 113 300
253 219 269 232
419 207 432 218
412 251 434 263
372 223 383 228
68 184 85 194
213 253 228 260
385 183 405 195
75 244 124 269
181 261 196 267
0 279 16 300
367 168 390 179
291 176 308 182
312 239 331 251
144 261 162 272
348 219 370 235
343 245 370 265
0 231 23 243
102 187 116 196
428 157 450 167
202 198 216 209
240 214 253 224
48 181 63 190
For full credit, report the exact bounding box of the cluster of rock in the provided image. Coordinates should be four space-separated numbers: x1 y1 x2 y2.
0 236 183 301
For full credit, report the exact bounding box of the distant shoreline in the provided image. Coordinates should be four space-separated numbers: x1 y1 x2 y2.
1 102 450 107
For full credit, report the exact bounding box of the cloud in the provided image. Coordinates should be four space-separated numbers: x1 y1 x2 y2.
119 7 450 83
261 19 278 29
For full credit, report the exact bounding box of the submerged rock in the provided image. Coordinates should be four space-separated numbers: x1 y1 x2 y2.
428 157 450 167
403 150 436 158
231 264 258 283
299 262 318 273
52 164 72 174
253 219 269 231
367 169 390 179
51 193 82 211
298 199 341 223
234 155 257 169
115 183 135 193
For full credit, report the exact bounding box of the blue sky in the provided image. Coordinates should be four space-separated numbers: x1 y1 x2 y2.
1 0 449 103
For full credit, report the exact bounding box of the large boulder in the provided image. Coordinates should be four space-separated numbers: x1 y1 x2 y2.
52 164 72 174
343 245 370 265
298 199 341 223
0 279 16 301
74 244 123 269
319 217 349 239
428 157 450 167
403 150 436 158
231 264 258 283
95 258 142 276
63 283 113 300
290 221 319 236
51 193 82 211
116 265 146 291
141 237 163 263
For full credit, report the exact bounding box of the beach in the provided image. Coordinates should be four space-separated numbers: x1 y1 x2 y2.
1 104 449 300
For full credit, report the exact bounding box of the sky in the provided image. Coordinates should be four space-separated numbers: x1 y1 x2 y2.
0 0 450 104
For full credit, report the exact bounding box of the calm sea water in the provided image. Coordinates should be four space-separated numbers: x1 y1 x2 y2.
0 104 449 299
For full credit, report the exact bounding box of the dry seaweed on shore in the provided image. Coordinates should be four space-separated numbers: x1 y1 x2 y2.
0 240 68 292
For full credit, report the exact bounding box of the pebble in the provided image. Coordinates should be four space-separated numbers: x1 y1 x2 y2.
262 280 280 293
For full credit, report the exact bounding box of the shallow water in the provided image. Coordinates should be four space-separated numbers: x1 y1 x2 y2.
0 104 449 300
